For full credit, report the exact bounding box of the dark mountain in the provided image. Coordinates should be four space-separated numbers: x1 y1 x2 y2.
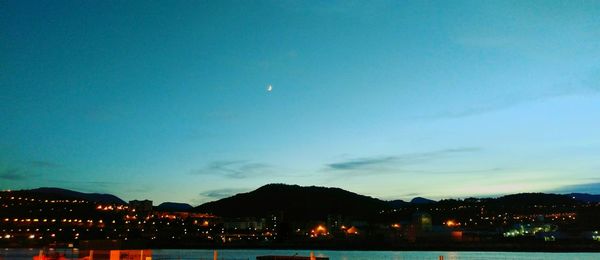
195 184 390 220
156 202 193 212
28 187 126 204
567 193 600 203
388 199 409 208
496 193 578 207
410 197 436 204
496 193 574 205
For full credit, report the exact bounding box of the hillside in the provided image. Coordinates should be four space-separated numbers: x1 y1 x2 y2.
195 184 390 220
156 202 193 212
496 193 577 206
568 193 600 203
26 187 126 204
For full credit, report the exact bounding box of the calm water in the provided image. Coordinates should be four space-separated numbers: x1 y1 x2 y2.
2 248 600 260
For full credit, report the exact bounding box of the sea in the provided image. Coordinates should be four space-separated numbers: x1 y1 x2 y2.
1 248 600 260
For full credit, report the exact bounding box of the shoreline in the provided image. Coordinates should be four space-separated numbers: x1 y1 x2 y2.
3 242 600 253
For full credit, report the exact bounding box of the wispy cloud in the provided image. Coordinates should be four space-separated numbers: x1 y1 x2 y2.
408 57 600 120
400 192 421 197
328 156 397 170
191 188 250 205
413 86 595 120
586 68 600 91
552 182 600 194
199 188 249 199
327 147 481 172
279 0 391 18
191 160 272 179
202 110 238 121
0 168 26 181
30 160 61 168
455 35 519 49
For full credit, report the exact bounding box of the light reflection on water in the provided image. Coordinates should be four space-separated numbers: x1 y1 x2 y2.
1 248 600 260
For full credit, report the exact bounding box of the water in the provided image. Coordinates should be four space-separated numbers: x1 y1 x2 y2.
2 248 600 260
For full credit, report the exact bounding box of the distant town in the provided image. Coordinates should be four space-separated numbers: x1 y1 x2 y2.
1 184 599 251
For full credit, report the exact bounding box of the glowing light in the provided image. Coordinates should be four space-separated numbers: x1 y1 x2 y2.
346 226 359 235
446 220 459 227
310 225 328 237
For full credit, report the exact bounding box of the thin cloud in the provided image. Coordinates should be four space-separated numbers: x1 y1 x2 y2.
327 147 481 172
202 110 238 121
199 188 249 199
279 0 391 18
586 68 600 91
192 188 251 205
552 182 600 194
415 69 600 120
191 160 272 179
30 160 61 168
328 156 397 170
0 168 26 181
401 192 421 197
455 35 518 49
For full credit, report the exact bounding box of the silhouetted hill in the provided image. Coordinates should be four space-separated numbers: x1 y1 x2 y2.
497 193 576 205
195 184 390 220
27 187 126 204
156 202 193 212
388 199 409 208
410 197 436 204
568 193 600 203
494 193 579 210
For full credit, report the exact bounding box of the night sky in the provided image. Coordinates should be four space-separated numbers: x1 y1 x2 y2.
1 1 600 205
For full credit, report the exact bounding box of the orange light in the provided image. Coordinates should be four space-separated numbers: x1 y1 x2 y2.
391 223 401 228
446 220 457 227
311 225 328 236
346 226 359 235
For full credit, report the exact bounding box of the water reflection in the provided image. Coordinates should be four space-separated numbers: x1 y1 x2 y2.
2 248 599 260
34 249 152 260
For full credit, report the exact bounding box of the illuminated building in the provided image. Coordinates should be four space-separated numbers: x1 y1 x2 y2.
129 200 153 213
223 217 266 231
412 212 432 232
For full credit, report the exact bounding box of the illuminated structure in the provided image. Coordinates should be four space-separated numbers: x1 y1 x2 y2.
412 212 432 232
223 217 266 230
129 200 152 213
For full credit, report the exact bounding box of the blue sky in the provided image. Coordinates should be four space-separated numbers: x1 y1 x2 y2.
1 0 599 204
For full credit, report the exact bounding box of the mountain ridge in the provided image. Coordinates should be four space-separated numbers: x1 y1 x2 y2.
23 187 126 204
195 183 390 220
6 185 599 211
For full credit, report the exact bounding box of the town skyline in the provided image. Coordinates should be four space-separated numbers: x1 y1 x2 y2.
2 183 599 251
